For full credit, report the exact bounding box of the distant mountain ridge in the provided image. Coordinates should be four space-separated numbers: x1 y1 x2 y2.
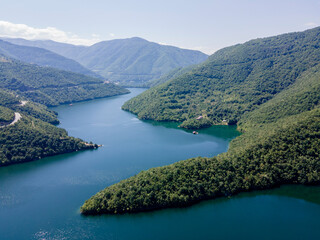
2 37 208 86
0 37 86 57
0 39 100 78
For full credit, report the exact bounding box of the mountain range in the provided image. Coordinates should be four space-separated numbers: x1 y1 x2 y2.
2 37 208 86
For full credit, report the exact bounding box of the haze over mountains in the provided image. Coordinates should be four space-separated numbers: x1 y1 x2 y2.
0 39 99 78
2 37 208 86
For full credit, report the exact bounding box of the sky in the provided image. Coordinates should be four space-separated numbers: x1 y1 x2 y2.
0 0 319 54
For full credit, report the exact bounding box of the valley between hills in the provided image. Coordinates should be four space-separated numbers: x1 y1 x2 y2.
0 27 319 219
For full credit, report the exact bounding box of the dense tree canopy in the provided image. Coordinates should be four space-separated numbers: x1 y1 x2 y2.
0 87 98 166
0 115 98 166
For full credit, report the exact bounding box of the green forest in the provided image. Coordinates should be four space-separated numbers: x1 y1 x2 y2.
81 27 320 215
0 84 99 166
0 115 98 166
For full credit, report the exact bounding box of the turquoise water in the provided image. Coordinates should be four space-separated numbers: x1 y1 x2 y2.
0 88 319 240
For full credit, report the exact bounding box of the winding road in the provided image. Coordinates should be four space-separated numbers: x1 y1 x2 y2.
0 100 27 128
0 112 22 128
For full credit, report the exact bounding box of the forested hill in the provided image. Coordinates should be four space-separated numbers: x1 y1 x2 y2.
2 37 208 87
0 39 99 78
0 54 129 106
0 88 98 167
80 27 320 215
0 54 129 166
122 27 320 129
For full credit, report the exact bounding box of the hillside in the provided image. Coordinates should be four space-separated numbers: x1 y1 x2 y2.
0 54 129 106
0 39 99 78
146 65 197 88
0 113 98 167
0 55 129 166
237 64 320 132
0 88 59 124
81 27 320 215
122 27 320 128
0 87 98 166
3 37 208 87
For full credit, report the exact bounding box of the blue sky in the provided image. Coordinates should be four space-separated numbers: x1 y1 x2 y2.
0 0 319 54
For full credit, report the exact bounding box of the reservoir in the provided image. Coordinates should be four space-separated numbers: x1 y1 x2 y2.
0 88 319 239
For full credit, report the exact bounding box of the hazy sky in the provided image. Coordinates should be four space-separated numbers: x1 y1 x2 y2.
0 0 319 54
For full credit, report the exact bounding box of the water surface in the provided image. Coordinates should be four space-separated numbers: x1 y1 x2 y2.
0 88 319 240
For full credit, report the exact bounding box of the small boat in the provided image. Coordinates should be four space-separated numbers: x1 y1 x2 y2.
193 131 199 135
69 104 73 106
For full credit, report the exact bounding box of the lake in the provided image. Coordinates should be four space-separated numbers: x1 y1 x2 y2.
0 88 319 240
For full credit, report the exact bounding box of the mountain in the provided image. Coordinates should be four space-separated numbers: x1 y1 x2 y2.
80 27 320 215
0 39 100 78
122 27 320 128
0 54 129 106
2 37 208 86
69 37 208 86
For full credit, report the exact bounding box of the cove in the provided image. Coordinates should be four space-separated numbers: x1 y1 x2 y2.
0 88 319 240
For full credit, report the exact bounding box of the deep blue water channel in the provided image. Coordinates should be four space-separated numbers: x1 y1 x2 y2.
0 88 320 239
